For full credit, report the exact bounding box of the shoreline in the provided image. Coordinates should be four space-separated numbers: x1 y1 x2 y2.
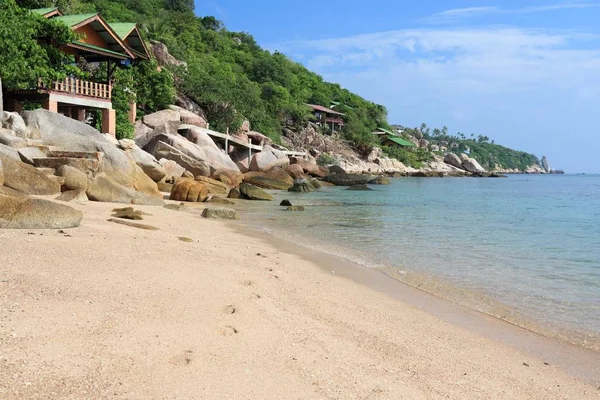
1 198 599 398
234 221 600 385
234 180 600 354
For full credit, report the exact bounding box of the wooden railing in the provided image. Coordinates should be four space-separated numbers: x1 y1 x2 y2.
38 77 112 100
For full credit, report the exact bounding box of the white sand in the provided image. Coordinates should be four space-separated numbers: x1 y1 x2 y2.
1 200 598 399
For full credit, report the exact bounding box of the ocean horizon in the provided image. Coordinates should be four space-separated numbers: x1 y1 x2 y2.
240 174 600 349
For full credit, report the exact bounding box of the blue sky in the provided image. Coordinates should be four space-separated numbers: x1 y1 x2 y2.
196 1 600 172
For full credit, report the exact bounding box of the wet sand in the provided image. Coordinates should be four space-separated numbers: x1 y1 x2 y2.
0 199 598 399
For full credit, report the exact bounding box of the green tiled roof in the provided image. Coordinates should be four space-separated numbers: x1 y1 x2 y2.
377 127 397 136
70 41 128 59
54 13 98 27
386 136 417 147
108 22 137 39
32 7 58 15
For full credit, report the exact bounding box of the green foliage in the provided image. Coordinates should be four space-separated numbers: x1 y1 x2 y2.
67 0 389 148
316 153 338 166
414 123 539 170
382 146 433 169
0 0 80 89
111 68 135 139
132 59 175 116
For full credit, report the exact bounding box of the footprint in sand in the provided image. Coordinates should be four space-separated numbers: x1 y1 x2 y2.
242 280 255 287
224 305 236 314
220 325 239 336
169 350 194 366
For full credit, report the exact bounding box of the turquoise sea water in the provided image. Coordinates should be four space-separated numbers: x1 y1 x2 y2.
240 175 600 346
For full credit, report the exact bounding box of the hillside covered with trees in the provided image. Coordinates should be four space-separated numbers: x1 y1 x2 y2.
5 0 541 171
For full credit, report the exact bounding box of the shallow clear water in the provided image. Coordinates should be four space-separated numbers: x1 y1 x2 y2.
239 175 600 339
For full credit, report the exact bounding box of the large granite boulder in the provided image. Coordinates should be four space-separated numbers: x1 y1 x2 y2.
0 194 83 229
0 143 20 161
243 169 293 190
56 189 89 205
146 129 238 173
177 125 239 171
290 157 321 176
0 129 27 148
86 174 164 205
0 160 3 186
239 183 273 201
159 158 186 181
56 165 88 192
212 168 243 187
323 173 371 186
195 175 229 195
179 109 208 128
0 152 60 195
170 178 209 202
249 145 289 172
2 112 30 138
444 153 464 170
462 158 486 174
201 207 239 220
17 147 46 165
151 141 212 177
286 164 306 180
142 109 180 130
23 110 161 198
328 165 346 175
288 179 315 193
119 139 166 182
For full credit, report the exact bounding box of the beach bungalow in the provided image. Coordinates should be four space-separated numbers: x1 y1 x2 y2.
4 8 149 135
372 127 417 149
307 104 345 132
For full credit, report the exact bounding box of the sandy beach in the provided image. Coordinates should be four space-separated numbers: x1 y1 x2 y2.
1 199 599 399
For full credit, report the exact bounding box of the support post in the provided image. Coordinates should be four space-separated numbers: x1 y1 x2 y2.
101 109 116 136
248 139 252 162
42 99 58 113
128 100 136 123
77 107 86 122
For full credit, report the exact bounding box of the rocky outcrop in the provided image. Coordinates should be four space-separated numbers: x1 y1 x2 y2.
151 141 212 177
288 179 315 193
56 165 88 192
323 173 372 186
119 139 166 182
462 158 486 174
201 207 239 220
195 175 230 195
2 111 30 138
17 147 45 165
86 174 164 205
177 125 240 171
286 164 306 180
249 145 289 172
0 129 27 148
0 152 60 195
149 40 187 69
169 178 210 202
56 189 89 205
0 194 83 229
541 156 550 173
243 169 293 190
212 169 243 187
23 110 162 198
444 153 463 170
239 183 272 201
159 158 186 181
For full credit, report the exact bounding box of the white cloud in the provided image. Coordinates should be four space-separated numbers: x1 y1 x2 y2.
424 2 598 24
274 27 600 171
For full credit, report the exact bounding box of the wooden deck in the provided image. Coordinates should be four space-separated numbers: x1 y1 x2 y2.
178 124 310 159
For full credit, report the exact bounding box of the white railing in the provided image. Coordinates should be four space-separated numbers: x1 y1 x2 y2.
38 77 112 100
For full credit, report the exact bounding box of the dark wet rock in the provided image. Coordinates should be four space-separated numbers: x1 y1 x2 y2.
288 178 315 193
323 173 371 186
201 207 240 220
280 199 293 207
346 184 373 191
368 176 390 185
239 183 272 201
